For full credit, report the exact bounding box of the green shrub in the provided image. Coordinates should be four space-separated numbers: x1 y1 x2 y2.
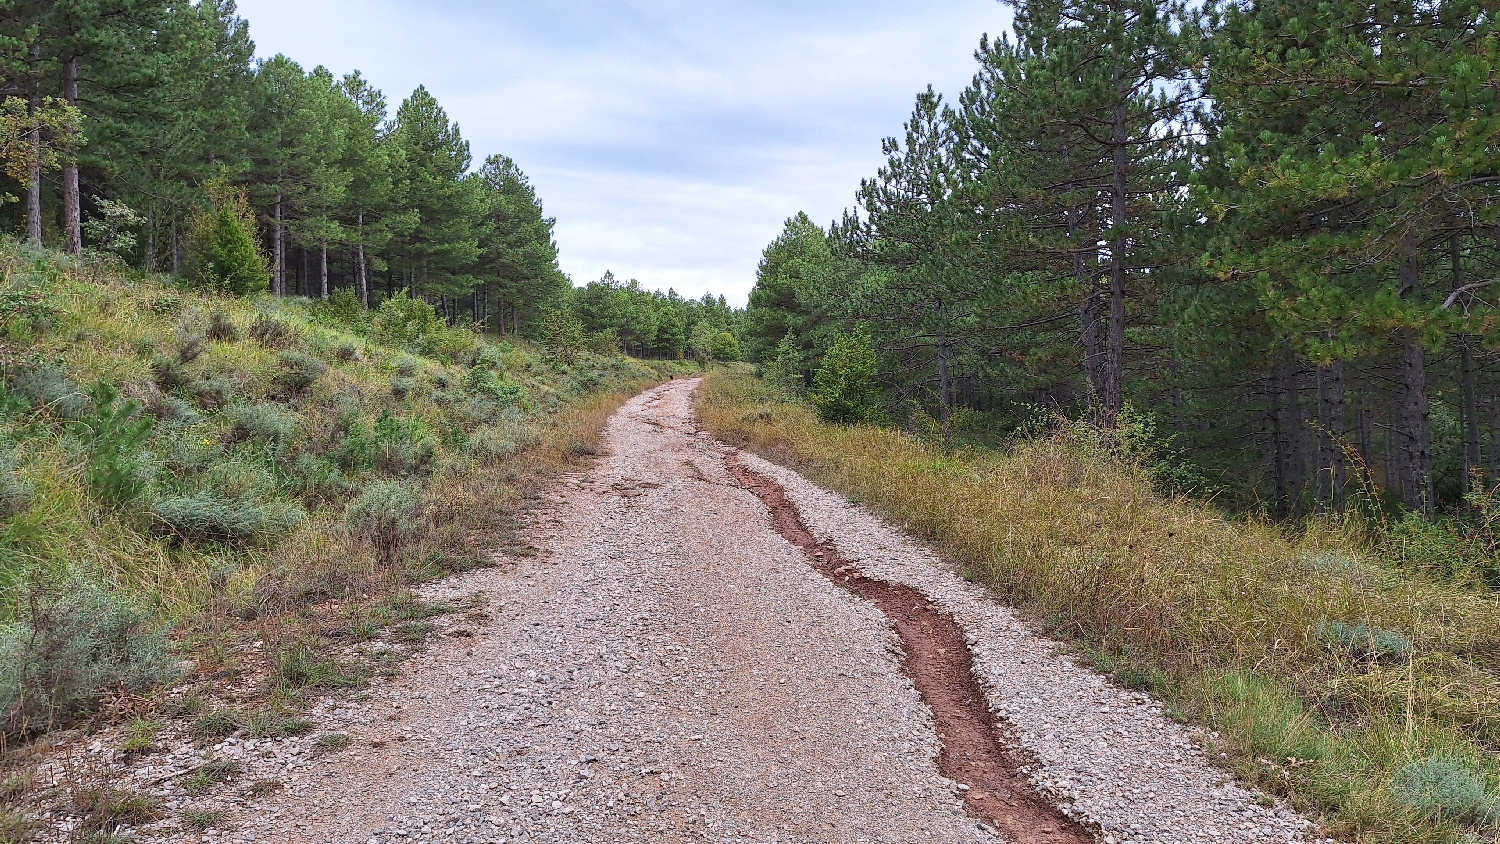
248 313 296 349
540 309 586 363
393 354 420 377
71 787 163 831
122 718 159 753
182 808 225 830
10 364 91 419
333 341 358 362
0 444 34 520
390 376 415 400
150 490 306 547
244 710 311 738
0 578 177 737
809 325 883 424
372 291 471 359
369 412 435 475
310 289 369 333
205 310 240 342
188 709 244 742
176 333 207 364
346 479 423 563
185 181 269 296
0 276 58 340
225 402 296 449
150 354 188 390
276 350 326 392
188 374 235 410
1390 756 1500 827
66 382 154 506
0 808 32 843
465 367 525 407
711 331 742 362
272 644 368 693
759 331 804 397
1314 620 1412 665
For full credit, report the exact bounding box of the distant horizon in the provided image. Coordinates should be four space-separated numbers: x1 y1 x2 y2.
233 0 1011 306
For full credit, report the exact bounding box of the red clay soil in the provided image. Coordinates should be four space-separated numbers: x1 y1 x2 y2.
726 456 1095 844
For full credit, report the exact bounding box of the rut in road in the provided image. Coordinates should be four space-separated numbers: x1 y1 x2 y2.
174 378 1319 844
726 458 1092 844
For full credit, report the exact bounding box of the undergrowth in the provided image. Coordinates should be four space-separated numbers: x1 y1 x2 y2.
698 370 1500 844
0 240 690 746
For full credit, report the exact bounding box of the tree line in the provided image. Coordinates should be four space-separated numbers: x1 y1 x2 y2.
744 0 1499 519
1 0 570 334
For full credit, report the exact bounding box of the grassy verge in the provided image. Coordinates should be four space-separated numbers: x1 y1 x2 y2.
0 241 691 748
698 370 1500 844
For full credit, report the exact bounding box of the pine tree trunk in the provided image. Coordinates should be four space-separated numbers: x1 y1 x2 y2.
1316 366 1332 514
1461 339 1480 497
1398 243 1433 518
1105 74 1129 424
144 209 155 272
936 335 951 427
62 56 82 255
1329 361 1346 513
171 221 181 275
273 191 284 296
320 240 329 299
356 212 368 307
1280 364 1304 518
1268 378 1286 517
25 42 42 249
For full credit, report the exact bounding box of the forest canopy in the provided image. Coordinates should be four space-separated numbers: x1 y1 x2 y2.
742 0 1500 521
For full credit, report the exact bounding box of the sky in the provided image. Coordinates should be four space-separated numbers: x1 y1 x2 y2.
233 0 1013 306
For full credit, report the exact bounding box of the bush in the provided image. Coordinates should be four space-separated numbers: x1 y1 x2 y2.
188 373 236 410
311 289 369 333
1314 620 1412 665
10 364 91 419
185 181 269 296
345 480 423 564
390 376 415 400
371 412 435 475
150 354 188 390
759 331 804 397
151 490 306 547
465 367 525 407
248 313 296 349
0 578 177 737
809 325 883 424
1390 756 1500 827
276 350 326 392
224 402 296 450
0 444 34 520
205 310 240 342
540 309 586 363
66 382 154 506
393 354 419 377
333 341 358 362
372 291 470 358
711 330 742 362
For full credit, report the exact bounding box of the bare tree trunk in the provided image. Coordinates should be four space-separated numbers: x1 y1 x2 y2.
171 221 180 275
936 335 951 427
1105 73 1129 423
356 211 368 307
1316 366 1332 514
320 240 329 299
62 56 82 255
144 208 156 272
273 191 284 296
25 42 42 249
1280 364 1304 518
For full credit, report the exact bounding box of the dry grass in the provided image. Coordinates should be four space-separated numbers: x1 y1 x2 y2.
698 371 1500 844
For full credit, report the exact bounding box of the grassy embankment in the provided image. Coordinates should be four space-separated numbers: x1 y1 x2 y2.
699 370 1500 844
0 241 687 753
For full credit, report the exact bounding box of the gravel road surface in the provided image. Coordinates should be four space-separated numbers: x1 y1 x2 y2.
112 378 1322 844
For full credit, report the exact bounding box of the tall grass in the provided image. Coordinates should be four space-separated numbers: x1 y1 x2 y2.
698 371 1500 844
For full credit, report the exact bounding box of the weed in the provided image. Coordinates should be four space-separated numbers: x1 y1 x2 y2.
188 709 244 742
0 809 31 844
121 718 160 753
178 770 214 795
0 771 29 803
188 373 235 410
315 732 349 749
248 314 296 349
244 711 311 738
333 341 358 362
224 402 296 448
151 489 306 547
205 310 240 342
271 644 367 693
392 621 432 643
11 363 91 419
181 807 225 830
72 786 163 830
392 355 420 377
277 350 326 392
245 779 282 797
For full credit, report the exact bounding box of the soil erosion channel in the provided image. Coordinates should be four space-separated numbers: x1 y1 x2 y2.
726 458 1091 844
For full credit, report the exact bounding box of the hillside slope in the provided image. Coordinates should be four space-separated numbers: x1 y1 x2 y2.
0 242 685 744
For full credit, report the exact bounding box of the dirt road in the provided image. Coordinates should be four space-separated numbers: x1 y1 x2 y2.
199 379 1318 844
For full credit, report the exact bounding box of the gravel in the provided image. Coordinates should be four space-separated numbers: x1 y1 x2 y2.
24 378 1330 844
734 450 1330 844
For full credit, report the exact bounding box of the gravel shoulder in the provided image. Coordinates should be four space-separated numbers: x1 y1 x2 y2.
34 378 1327 844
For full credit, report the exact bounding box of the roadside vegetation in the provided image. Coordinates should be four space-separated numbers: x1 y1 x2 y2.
0 240 689 755
701 370 1500 844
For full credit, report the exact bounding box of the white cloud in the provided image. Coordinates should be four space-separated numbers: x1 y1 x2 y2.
235 0 1012 305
